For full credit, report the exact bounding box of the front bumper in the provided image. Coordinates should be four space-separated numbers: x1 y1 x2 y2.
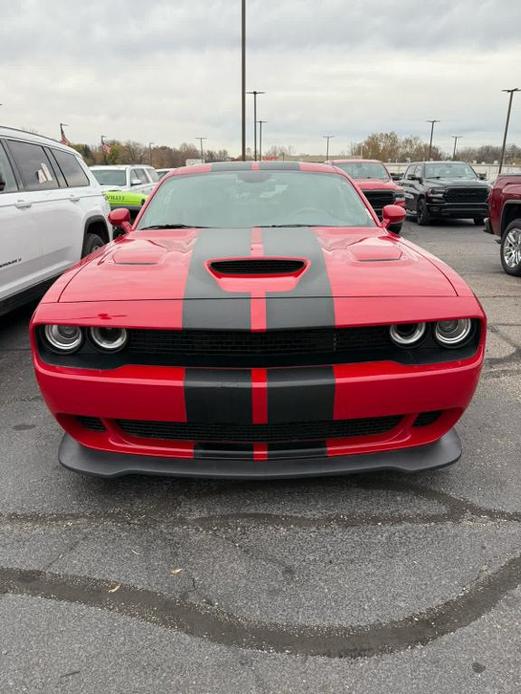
426 201 488 218
59 429 462 478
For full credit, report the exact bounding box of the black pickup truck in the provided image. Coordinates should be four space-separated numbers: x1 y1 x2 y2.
400 161 490 226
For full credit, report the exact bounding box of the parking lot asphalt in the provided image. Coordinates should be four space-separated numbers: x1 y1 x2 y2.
1 219 520 694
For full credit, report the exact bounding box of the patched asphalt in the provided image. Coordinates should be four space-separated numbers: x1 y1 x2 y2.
0 219 520 693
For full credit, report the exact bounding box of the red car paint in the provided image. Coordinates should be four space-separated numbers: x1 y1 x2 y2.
31 162 485 475
329 159 406 216
486 174 521 238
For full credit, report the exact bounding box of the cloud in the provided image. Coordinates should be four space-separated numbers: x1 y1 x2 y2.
1 0 520 154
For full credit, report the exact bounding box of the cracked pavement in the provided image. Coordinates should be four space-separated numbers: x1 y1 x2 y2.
0 220 520 692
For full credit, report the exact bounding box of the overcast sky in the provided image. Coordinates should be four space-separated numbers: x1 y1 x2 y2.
1 0 521 156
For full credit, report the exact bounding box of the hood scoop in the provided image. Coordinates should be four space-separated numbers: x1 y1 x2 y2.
209 258 306 276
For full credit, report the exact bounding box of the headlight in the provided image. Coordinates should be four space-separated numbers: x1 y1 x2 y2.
43 325 83 353
427 189 445 198
89 327 128 352
434 319 472 347
394 192 405 200
389 322 426 346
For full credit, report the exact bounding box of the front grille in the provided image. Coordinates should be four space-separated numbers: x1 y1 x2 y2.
445 188 488 203
128 326 391 358
363 190 395 217
116 416 402 443
210 259 304 275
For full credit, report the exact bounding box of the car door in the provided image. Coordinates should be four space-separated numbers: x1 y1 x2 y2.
49 147 98 266
130 167 153 193
0 139 46 304
6 138 81 279
406 165 423 213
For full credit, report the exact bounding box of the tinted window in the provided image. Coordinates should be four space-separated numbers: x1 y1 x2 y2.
91 169 127 186
0 143 18 193
334 161 389 181
131 168 149 184
7 140 59 191
52 149 90 187
424 162 478 180
137 171 376 229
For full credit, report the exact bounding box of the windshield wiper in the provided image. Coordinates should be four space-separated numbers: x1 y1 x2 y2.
139 224 210 230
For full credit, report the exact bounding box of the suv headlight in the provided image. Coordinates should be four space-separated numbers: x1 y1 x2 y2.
427 188 445 198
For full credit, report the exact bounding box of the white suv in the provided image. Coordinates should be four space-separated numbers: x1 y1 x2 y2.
90 165 158 192
0 126 112 316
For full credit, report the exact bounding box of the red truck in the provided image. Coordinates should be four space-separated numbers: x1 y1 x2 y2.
486 174 521 275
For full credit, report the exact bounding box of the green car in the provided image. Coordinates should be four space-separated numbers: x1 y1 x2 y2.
103 188 150 221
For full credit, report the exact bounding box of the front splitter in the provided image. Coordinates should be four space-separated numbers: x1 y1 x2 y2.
58 430 462 479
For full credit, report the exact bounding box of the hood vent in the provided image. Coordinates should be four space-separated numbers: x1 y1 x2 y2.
209 258 305 276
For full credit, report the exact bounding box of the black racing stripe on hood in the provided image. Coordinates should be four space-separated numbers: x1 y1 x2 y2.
182 228 251 330
262 227 335 330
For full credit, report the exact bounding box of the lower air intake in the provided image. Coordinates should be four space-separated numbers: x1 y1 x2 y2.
116 416 402 443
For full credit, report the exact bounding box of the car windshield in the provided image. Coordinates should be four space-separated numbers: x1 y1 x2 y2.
137 170 375 229
334 162 389 180
424 163 478 180
91 169 127 186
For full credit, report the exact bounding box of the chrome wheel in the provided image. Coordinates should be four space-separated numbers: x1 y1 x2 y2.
503 228 521 268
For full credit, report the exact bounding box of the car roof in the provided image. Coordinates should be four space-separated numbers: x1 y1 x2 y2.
330 159 384 164
0 125 83 157
90 164 155 170
165 161 340 178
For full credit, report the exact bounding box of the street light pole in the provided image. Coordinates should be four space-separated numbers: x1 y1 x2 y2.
499 88 520 174
196 137 207 163
241 0 246 161
247 90 265 160
452 136 462 160
426 120 440 160
323 135 334 161
258 120 267 161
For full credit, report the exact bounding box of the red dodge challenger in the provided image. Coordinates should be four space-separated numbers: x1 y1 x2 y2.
30 162 485 478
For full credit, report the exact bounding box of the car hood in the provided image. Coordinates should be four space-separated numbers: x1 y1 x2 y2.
59 227 457 303
355 179 399 191
423 178 489 189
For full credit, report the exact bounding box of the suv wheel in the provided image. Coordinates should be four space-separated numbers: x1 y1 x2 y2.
416 198 431 226
82 232 105 258
474 217 485 226
501 219 521 276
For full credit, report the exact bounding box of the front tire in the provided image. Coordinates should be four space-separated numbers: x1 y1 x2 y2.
82 232 105 258
474 217 485 226
501 219 521 276
416 198 431 226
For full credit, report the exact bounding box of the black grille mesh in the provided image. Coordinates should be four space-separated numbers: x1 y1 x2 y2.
445 188 488 203
414 411 442 427
128 326 391 357
210 259 304 275
364 191 395 217
77 416 105 431
116 416 402 443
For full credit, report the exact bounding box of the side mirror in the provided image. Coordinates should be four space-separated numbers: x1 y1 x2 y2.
130 178 141 186
108 207 132 234
478 173 487 180
382 204 406 231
